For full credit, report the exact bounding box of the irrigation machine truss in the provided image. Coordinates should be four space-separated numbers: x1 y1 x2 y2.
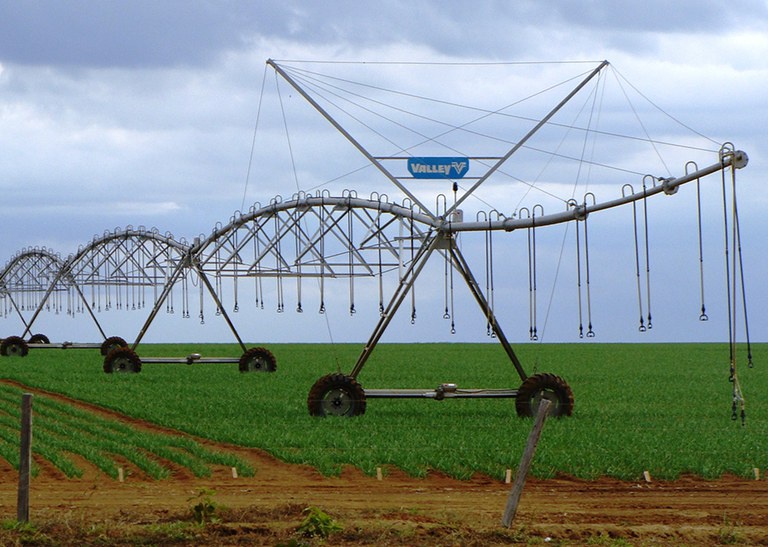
0 59 752 419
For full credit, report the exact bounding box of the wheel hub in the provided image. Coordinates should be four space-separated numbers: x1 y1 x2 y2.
324 389 352 415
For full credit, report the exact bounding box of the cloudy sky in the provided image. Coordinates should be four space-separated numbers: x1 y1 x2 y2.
0 0 766 349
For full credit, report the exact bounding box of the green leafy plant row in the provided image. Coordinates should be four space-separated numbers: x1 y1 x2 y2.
0 383 254 479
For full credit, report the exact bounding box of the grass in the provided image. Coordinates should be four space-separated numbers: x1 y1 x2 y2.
0 341 764 480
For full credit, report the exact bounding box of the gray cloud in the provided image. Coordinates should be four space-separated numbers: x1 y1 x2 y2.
4 1 766 71
0 0 263 68
0 0 764 345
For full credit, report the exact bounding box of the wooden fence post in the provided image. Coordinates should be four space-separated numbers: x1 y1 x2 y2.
17 393 33 523
502 398 551 528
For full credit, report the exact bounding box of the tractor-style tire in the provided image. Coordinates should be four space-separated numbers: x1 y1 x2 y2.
238 347 277 372
0 336 29 357
515 373 574 418
99 336 128 357
100 336 128 356
307 373 366 417
28 333 50 345
103 347 142 374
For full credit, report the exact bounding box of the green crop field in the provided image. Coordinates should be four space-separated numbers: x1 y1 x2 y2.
0 382 254 480
0 342 764 481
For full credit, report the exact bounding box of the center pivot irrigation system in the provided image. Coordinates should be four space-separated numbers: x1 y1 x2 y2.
263 60 750 419
0 59 752 419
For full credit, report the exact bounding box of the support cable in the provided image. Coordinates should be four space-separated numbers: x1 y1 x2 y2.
240 65 269 212
277 65 306 314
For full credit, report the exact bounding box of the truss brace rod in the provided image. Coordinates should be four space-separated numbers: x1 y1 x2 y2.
62 274 108 339
8 257 66 336
22 263 108 340
192 261 248 352
132 258 187 349
266 59 435 218
4 291 32 333
350 232 440 378
448 242 528 382
446 60 610 217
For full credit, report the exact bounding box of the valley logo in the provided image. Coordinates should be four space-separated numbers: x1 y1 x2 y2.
407 157 469 179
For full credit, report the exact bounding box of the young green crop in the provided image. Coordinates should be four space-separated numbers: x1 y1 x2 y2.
0 342 763 481
0 382 255 479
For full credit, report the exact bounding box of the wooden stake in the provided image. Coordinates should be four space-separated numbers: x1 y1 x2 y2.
643 470 652 483
232 467 238 479
502 399 551 528
754 468 760 480
376 467 383 481
17 394 33 523
118 467 124 482
505 469 512 484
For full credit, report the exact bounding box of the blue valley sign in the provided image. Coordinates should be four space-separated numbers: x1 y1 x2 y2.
407 157 469 179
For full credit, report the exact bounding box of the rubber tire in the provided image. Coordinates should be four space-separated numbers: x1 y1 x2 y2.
307 373 366 417
515 372 574 418
100 336 128 356
103 347 142 373
0 336 29 357
28 333 50 344
238 347 277 373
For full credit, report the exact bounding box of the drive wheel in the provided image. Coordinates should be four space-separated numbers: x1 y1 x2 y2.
103 347 142 373
515 373 574 418
238 347 277 372
307 373 366 417
0 336 29 357
28 333 50 345
100 336 128 356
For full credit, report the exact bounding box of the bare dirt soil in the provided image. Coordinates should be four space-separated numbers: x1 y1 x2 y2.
1 383 767 545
